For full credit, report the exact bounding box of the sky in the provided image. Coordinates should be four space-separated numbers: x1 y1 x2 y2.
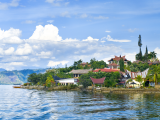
0 0 160 70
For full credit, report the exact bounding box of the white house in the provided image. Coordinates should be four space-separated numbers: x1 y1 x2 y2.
55 78 78 86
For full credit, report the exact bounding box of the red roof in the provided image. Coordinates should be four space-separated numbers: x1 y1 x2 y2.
80 62 88 65
90 77 106 84
93 68 120 73
108 55 128 61
108 63 119 66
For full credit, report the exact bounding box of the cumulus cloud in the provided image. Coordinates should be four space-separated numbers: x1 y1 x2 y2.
47 60 69 67
0 24 132 70
29 24 62 41
15 43 32 55
0 28 23 44
154 47 160 59
102 35 131 42
82 36 99 42
36 51 51 58
4 47 14 55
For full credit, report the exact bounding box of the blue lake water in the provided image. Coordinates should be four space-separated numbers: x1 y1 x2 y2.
0 85 160 119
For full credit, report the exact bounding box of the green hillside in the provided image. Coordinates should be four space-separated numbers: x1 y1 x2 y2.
0 69 48 85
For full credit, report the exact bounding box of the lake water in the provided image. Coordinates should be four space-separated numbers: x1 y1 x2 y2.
0 85 160 120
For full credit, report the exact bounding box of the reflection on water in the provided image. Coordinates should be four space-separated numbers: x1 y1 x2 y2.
0 85 160 119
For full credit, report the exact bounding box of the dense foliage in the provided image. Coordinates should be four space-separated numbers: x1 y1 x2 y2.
79 71 121 88
27 69 73 85
125 62 149 72
146 65 160 84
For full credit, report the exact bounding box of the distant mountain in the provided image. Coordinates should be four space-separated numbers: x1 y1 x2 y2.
0 68 48 85
0 68 6 72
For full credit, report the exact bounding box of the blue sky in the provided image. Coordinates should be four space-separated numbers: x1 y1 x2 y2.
0 0 160 70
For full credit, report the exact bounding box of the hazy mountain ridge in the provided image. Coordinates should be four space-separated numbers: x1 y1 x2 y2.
0 69 48 85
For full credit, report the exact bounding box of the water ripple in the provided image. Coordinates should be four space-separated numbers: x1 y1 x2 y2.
1 85 160 119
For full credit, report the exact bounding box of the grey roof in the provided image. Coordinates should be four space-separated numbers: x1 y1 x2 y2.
69 69 92 74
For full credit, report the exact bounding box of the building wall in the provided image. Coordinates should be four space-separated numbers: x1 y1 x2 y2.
56 78 78 85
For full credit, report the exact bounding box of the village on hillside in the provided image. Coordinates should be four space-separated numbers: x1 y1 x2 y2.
25 35 160 89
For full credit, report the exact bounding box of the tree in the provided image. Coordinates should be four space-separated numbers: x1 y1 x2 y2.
150 51 157 59
139 47 142 61
135 75 143 86
138 35 142 48
119 58 124 72
46 74 55 87
145 46 148 62
149 65 160 84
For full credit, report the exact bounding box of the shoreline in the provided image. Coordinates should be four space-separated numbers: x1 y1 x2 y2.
20 86 160 94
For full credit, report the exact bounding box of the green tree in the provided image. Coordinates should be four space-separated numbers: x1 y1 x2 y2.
149 65 160 84
119 58 124 72
139 48 142 61
46 74 55 87
145 46 148 62
138 35 142 48
135 75 143 86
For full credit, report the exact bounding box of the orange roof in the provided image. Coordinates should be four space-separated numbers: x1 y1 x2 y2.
93 68 120 73
108 55 128 61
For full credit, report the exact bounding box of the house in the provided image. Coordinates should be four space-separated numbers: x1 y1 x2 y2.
80 62 91 68
108 55 129 69
69 69 92 78
125 68 149 88
53 76 78 86
93 68 120 73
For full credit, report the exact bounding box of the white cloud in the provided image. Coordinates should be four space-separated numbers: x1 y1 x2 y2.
65 2 69 6
4 47 14 55
124 52 136 62
29 24 62 41
154 47 160 59
0 0 20 10
30 58 38 62
60 11 70 18
0 48 3 55
0 28 23 44
45 0 54 3
32 64 39 67
105 31 111 33
7 62 25 66
9 0 20 7
23 20 35 24
80 14 87 18
82 36 99 42
47 60 69 67
15 43 32 55
47 20 54 23
94 16 109 19
103 35 131 42
128 28 138 32
36 51 51 58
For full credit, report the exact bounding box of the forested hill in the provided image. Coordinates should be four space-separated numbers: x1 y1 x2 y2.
0 69 48 85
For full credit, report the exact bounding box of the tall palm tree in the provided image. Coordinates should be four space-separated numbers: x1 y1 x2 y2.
150 51 157 59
